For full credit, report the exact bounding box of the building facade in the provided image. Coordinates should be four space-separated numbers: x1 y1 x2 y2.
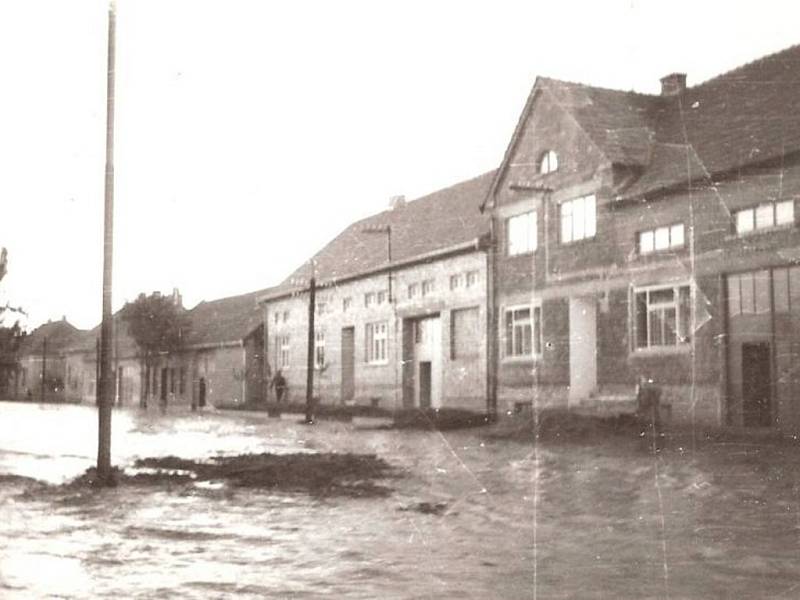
483 46 800 429
62 289 266 409
261 173 494 412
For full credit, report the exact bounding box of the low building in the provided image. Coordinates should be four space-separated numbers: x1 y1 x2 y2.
260 172 494 412
482 45 800 429
63 289 266 409
15 317 82 402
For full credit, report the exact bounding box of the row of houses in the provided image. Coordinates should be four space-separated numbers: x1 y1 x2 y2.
259 45 800 430
11 45 800 430
10 289 265 409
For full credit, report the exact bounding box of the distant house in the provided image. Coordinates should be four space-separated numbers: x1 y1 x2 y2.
260 172 494 412
62 289 267 409
482 45 800 428
15 317 82 401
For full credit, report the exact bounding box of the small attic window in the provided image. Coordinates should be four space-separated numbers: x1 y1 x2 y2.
538 150 559 175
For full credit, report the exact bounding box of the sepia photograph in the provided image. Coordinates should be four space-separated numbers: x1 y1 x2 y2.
2 1 800 597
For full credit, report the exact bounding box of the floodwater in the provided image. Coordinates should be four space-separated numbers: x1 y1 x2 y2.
1 401 800 599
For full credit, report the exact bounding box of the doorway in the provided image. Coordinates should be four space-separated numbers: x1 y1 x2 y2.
413 317 441 408
419 362 432 408
160 368 168 404
742 342 772 426
340 327 355 403
198 377 207 408
568 296 597 404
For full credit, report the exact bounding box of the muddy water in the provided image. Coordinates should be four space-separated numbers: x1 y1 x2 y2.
1 402 800 598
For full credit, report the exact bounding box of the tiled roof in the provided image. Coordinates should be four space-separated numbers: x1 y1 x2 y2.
539 78 659 166
62 313 139 357
184 289 267 347
63 289 269 357
19 319 83 357
494 45 800 202
655 44 800 178
274 171 495 294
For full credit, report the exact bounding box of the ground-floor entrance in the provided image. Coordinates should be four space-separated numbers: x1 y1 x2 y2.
402 315 442 409
741 342 772 427
568 296 597 405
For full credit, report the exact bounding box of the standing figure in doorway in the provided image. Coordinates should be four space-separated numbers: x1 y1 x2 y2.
271 370 287 404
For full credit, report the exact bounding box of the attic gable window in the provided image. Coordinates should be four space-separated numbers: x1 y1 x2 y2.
539 150 559 175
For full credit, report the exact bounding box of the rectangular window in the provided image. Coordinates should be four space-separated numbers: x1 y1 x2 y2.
277 335 290 368
449 274 463 290
365 321 388 364
179 367 186 395
407 283 419 299
503 305 541 358
170 368 176 394
314 330 326 369
273 313 279 324
316 301 327 315
735 200 795 234
364 292 376 307
727 273 741 317
451 307 480 359
507 211 538 255
377 291 386 305
466 270 479 288
633 284 692 350
774 268 790 313
282 310 290 323
421 279 435 297
560 195 596 243
342 297 352 311
754 270 770 313
638 223 685 255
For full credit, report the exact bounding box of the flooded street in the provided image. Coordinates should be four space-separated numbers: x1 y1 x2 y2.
2 401 800 598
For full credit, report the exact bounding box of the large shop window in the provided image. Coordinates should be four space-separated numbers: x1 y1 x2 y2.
507 211 537 255
728 266 800 316
504 305 542 358
633 284 691 350
560 194 596 243
365 321 388 364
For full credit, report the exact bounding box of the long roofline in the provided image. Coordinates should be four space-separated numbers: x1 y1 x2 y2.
259 235 488 304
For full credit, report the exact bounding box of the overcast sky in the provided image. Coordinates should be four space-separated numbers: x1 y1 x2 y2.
1 0 799 330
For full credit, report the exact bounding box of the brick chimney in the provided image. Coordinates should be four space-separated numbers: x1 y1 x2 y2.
660 73 687 96
389 195 406 210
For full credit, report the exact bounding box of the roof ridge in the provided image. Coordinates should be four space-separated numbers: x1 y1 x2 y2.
538 75 659 99
353 169 498 224
692 43 800 88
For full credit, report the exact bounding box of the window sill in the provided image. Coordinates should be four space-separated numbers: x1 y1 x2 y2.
638 246 686 258
507 249 538 258
364 361 390 367
630 344 691 357
727 224 795 240
501 355 541 364
559 235 596 247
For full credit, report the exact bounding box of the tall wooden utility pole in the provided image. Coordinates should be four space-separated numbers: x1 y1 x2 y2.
305 272 316 424
97 1 116 484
